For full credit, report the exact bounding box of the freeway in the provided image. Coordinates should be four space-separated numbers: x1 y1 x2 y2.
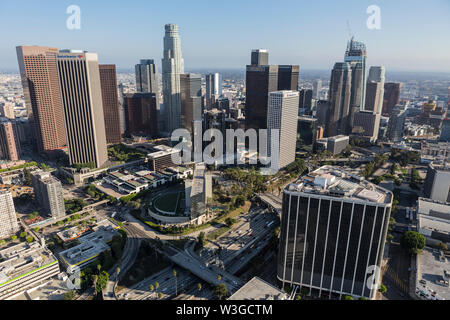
117 267 196 300
103 222 141 300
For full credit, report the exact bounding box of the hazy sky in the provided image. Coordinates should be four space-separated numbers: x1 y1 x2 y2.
1 0 449 72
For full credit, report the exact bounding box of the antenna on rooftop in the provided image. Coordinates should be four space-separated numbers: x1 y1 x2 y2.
346 20 354 40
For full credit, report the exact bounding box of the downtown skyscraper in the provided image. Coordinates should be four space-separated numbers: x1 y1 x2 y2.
344 38 367 112
267 91 299 170
99 64 121 144
278 166 392 299
327 62 352 137
245 49 299 132
162 24 185 134
205 73 222 109
57 50 108 169
16 46 67 154
135 59 160 110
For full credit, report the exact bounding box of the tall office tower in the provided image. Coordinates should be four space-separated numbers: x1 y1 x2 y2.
118 83 126 135
423 161 450 202
99 65 121 145
16 46 67 154
348 62 363 128
267 91 299 170
180 73 202 132
440 118 450 142
366 66 385 114
364 82 382 114
298 89 313 114
278 166 392 300
352 111 381 142
162 24 185 134
316 100 331 127
313 79 322 99
278 65 299 91
251 49 269 66
123 93 158 137
344 38 367 111
327 62 352 137
245 64 279 131
0 190 19 238
382 83 401 116
205 73 223 109
31 170 65 218
0 119 21 161
387 104 407 142
297 116 318 147
57 50 108 169
0 103 15 119
135 59 159 93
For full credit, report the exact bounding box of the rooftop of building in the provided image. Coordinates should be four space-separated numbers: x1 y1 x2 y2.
228 277 287 300
418 214 450 235
58 226 119 267
285 165 392 204
190 163 206 198
147 145 179 159
0 242 58 287
416 247 450 300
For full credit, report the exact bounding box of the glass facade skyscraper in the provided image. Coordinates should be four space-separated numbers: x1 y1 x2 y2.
277 166 392 299
162 24 185 134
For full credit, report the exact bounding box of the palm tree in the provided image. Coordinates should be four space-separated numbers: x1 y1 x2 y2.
149 284 154 298
217 274 222 281
158 292 163 299
97 264 101 274
197 283 202 292
173 269 178 296
92 275 98 294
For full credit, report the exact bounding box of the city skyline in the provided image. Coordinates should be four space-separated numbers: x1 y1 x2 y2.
0 1 450 73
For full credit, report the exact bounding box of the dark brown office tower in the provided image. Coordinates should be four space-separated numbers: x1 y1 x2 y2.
299 89 313 113
251 49 269 66
99 65 121 144
180 73 202 133
0 119 21 161
16 46 67 154
364 82 382 114
245 65 279 131
123 93 158 137
382 83 401 116
278 65 299 91
327 62 352 137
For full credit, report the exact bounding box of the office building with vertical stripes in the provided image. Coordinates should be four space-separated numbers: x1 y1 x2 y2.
277 166 392 299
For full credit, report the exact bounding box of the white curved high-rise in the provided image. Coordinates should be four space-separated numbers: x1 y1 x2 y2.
162 24 185 133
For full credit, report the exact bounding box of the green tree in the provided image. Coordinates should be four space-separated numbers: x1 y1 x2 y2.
225 217 236 228
197 283 202 292
343 295 354 300
234 195 245 208
149 284 154 297
63 290 77 300
197 232 205 248
437 242 448 251
378 284 387 294
214 283 228 300
173 269 178 296
95 271 109 294
23 168 32 186
401 231 426 255
10 235 17 241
